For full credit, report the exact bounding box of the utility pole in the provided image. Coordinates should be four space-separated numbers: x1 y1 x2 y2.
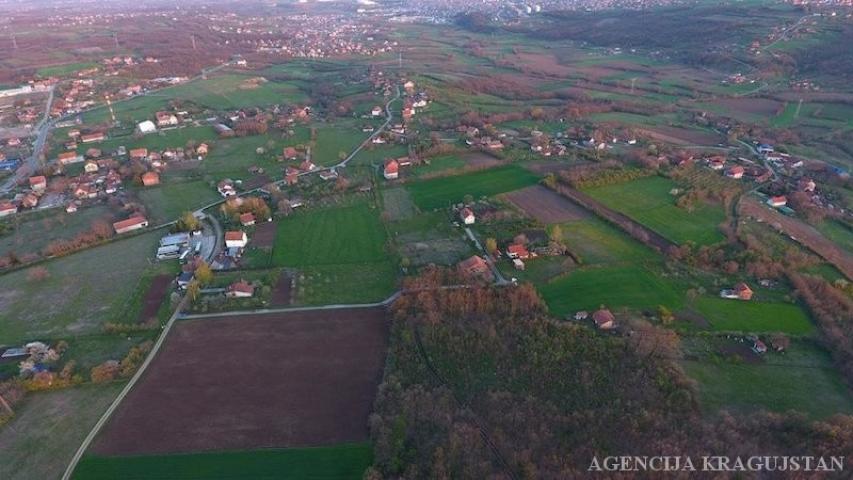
113 33 119 49
630 78 637 95
11 34 17 49
191 35 197 50
794 98 803 119
398 51 402 69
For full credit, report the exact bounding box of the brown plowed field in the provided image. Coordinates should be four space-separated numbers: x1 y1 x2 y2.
91 307 389 456
252 220 276 249
271 272 292 306
137 275 172 323
505 185 589 223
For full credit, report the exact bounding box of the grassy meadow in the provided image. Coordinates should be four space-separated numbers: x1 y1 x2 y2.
407 164 540 210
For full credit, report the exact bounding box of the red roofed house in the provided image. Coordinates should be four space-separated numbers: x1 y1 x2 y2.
383 159 399 180
767 196 787 208
283 147 299 160
225 280 254 299
725 165 744 179
225 231 248 248
459 207 475 225
21 193 39 209
141 171 160 186
300 159 316 172
29 175 47 192
285 166 300 185
80 132 105 143
720 282 753 301
240 212 256 226
156 111 178 127
457 255 492 280
592 309 616 330
0 202 17 217
113 216 149 234
129 148 149 160
506 243 530 260
196 143 209 156
58 151 83 165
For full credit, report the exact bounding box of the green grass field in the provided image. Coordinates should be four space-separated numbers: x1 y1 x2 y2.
37 61 98 77
584 175 726 245
312 124 369 167
272 202 388 267
73 443 373 480
694 297 815 335
0 384 123 480
0 205 116 259
272 201 397 303
683 339 853 418
190 128 310 179
407 164 540 210
89 126 218 156
137 180 221 223
0 232 167 342
558 217 658 265
539 264 683 317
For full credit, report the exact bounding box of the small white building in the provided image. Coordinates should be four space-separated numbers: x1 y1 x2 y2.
137 120 157 134
224 231 248 248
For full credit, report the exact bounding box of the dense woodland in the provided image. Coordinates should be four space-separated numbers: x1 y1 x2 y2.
367 273 853 478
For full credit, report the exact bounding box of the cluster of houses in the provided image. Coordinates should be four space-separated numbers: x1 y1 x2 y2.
137 110 181 135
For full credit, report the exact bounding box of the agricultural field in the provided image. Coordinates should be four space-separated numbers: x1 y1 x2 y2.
693 297 815 336
539 264 683 317
90 309 388 457
0 384 124 480
407 164 540 210
74 443 373 480
683 338 853 419
271 200 397 303
0 205 117 259
36 61 98 77
0 231 168 343
504 185 589 224
584 175 726 245
136 179 221 223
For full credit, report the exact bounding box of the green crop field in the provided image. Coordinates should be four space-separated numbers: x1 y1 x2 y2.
539 264 683 317
0 232 167 342
558 217 658 265
407 164 540 210
296 262 397 305
0 384 124 480
683 339 853 419
89 126 218 155
73 443 373 480
37 61 98 77
694 297 815 335
137 179 221 223
312 124 369 166
584 175 726 245
272 201 388 267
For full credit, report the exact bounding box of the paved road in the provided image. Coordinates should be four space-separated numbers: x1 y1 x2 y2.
464 227 510 285
60 295 190 480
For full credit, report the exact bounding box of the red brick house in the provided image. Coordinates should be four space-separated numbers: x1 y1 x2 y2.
141 171 160 186
457 255 492 280
383 159 399 180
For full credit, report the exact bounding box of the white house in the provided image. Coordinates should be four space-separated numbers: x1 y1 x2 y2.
224 231 248 248
137 120 157 134
460 207 475 225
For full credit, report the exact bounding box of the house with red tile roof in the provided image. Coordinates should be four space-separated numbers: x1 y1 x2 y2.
225 280 254 298
457 255 492 280
0 202 17 217
113 216 148 234
141 171 160 186
29 175 47 191
225 231 248 248
383 159 399 180
240 212 256 226
592 309 616 330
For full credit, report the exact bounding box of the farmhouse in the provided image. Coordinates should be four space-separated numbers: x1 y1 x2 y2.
300 159 317 172
592 309 616 330
383 159 399 180
80 132 106 143
84 161 99 173
459 207 475 225
141 171 160 186
752 339 768 354
58 151 84 165
319 170 338 181
113 216 149 234
506 243 531 260
720 282 753 301
74 184 97 199
225 280 254 298
240 212 256 226
197 143 209 156
283 146 299 160
137 120 157 134
457 255 492 280
371 106 383 117
66 202 78 213
129 148 149 160
0 202 16 217
29 175 47 191
767 196 787 208
225 231 248 248
156 111 179 127
21 193 39 209
218 180 237 197
725 166 744 179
